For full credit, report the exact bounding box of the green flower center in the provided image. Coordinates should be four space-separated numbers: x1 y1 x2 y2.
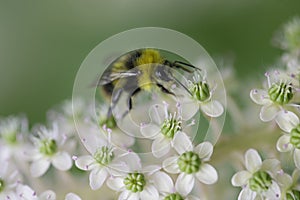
161 114 182 139
290 125 300 149
0 179 4 193
287 190 300 200
2 131 17 145
93 146 114 165
164 193 184 200
124 173 146 193
178 151 201 174
189 81 210 102
39 139 57 156
249 171 272 192
268 82 293 105
99 115 116 129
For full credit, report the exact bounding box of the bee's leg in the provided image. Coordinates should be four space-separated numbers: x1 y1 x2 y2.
128 88 141 111
121 88 141 119
156 83 176 97
107 88 123 118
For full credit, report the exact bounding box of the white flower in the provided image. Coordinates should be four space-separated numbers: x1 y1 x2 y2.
162 134 218 196
276 123 300 169
274 16 300 51
25 124 73 177
107 164 170 200
250 70 298 130
75 130 140 190
178 71 224 119
140 102 193 158
231 149 281 200
277 170 300 200
97 105 135 148
16 184 56 200
0 115 29 161
157 172 201 200
0 160 22 199
47 98 89 137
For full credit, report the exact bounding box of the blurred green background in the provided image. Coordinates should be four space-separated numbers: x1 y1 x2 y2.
1 0 300 123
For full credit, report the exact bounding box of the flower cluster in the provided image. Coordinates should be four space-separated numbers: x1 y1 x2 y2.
2 16 299 200
73 68 224 199
231 16 300 200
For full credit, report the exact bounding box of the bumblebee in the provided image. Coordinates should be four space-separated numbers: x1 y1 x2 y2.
98 49 199 118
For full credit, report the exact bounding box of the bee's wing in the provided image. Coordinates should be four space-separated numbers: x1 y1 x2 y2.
97 71 138 85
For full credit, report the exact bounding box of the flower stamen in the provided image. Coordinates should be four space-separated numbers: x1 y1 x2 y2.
124 173 146 193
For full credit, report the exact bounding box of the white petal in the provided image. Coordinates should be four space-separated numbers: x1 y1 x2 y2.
118 152 141 172
111 131 135 147
175 173 195 196
106 177 124 191
276 173 293 189
260 104 279 122
194 142 213 161
180 100 200 120
250 89 271 105
173 132 193 155
186 195 201 200
140 124 160 139
245 149 262 173
162 156 180 174
195 163 218 184
142 165 161 174
65 193 81 200
74 155 94 171
16 185 36 199
149 103 166 125
127 192 140 200
261 159 281 175
39 190 56 200
276 135 293 152
152 136 171 158
140 185 159 200
151 171 174 193
200 100 224 117
52 152 72 171
89 168 108 190
275 110 299 132
294 149 300 169
118 190 130 200
238 188 256 200
30 158 51 177
231 170 252 186
264 182 281 199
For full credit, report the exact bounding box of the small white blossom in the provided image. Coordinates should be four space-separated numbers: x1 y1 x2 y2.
25 124 73 177
75 129 140 190
276 123 300 169
0 115 29 161
158 173 201 200
97 105 135 148
179 71 224 119
250 70 299 130
231 149 281 200
107 164 170 200
0 160 22 199
140 102 193 158
162 134 218 196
